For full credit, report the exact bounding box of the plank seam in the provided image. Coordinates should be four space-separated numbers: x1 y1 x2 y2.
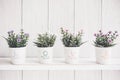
101 70 103 80
21 0 23 29
101 0 103 30
47 0 50 33
73 0 75 33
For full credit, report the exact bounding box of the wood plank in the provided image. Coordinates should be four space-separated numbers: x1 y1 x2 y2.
0 71 22 80
75 70 101 80
102 0 120 58
75 0 101 58
23 70 48 80
49 0 74 58
49 70 74 80
0 0 21 57
102 71 120 80
23 0 48 57
0 58 120 70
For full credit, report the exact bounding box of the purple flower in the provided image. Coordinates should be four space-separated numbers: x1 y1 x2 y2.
8 31 10 34
66 30 68 32
11 30 14 33
25 33 29 37
21 29 23 32
108 40 111 43
94 33 96 36
97 34 99 37
102 35 105 37
8 30 14 34
115 31 118 33
113 33 115 35
108 31 112 34
100 32 103 35
17 34 21 38
107 39 112 43
116 34 119 37
17 38 21 43
104 34 107 37
99 30 102 33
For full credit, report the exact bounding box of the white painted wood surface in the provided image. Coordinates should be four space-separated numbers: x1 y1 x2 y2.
49 70 74 80
0 0 120 80
0 0 21 57
75 70 101 80
75 0 101 58
49 0 74 58
102 71 120 80
23 0 48 57
102 0 120 58
23 70 48 80
0 71 22 80
0 58 120 70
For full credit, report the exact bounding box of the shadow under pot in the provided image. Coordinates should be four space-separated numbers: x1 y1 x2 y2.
38 47 53 64
64 47 80 64
95 47 112 65
10 47 26 65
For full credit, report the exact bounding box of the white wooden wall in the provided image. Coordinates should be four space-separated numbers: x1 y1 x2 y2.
0 0 120 80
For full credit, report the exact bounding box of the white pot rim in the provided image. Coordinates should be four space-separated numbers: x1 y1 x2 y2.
64 47 80 49
37 47 53 49
9 47 26 49
95 46 113 49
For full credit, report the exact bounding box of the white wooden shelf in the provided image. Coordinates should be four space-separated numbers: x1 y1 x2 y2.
0 58 120 70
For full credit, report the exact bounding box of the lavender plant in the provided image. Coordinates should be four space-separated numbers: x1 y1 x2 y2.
34 33 56 47
94 30 119 47
61 28 85 47
4 29 29 48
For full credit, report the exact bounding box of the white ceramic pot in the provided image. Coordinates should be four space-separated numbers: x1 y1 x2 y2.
95 47 112 64
10 47 26 65
64 47 80 64
38 47 53 64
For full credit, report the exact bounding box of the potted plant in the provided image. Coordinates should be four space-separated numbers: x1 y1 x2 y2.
94 30 118 64
4 29 29 64
34 33 56 64
61 28 85 64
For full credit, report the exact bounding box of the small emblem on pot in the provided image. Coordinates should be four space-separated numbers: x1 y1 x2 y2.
41 51 49 59
68 51 76 59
